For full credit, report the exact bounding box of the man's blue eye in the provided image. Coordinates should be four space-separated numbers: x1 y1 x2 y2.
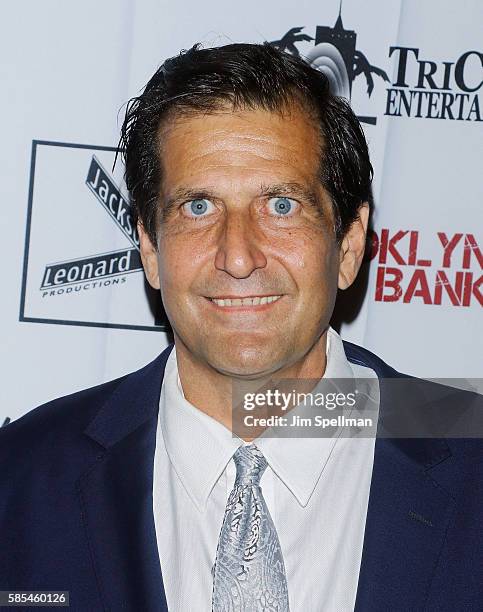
184 199 214 217
191 199 208 215
268 197 296 216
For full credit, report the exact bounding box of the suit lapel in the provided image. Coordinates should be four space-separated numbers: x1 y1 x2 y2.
344 344 456 611
353 435 455 611
77 345 174 612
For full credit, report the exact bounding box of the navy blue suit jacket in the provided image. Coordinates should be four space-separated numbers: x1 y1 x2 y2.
1 341 482 611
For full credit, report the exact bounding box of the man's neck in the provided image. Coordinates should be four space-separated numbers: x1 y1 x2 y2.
173 332 329 439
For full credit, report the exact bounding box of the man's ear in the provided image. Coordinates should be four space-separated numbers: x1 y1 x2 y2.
338 202 370 290
138 221 160 290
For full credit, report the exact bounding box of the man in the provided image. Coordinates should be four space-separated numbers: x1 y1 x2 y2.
1 43 482 612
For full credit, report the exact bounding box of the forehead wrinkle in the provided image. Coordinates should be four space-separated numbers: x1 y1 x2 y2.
162 122 281 150
200 129 277 143
184 137 314 168
184 137 303 161
191 157 302 170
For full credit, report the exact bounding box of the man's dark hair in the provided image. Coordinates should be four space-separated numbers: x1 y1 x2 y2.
120 42 372 245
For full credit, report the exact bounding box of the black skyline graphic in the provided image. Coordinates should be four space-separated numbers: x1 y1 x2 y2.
270 1 389 124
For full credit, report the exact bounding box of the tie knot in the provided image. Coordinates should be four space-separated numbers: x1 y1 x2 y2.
233 444 267 486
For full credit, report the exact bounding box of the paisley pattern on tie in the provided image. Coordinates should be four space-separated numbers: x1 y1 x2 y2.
211 444 290 612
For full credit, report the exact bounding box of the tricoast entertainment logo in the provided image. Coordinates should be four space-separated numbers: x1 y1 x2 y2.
19 140 167 331
271 3 482 123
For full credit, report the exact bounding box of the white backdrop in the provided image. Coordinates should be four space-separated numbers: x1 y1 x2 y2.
1 0 482 423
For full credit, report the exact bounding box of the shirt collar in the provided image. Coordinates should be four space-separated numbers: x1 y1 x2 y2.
255 327 357 507
159 326 364 511
159 347 243 512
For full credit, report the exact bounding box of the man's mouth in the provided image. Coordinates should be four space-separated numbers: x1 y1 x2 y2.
206 294 283 308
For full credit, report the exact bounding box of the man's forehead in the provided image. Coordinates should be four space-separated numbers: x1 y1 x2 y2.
157 103 322 183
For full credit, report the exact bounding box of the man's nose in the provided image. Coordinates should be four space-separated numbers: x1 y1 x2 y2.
214 211 267 278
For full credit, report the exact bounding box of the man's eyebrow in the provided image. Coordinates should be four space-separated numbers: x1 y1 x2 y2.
165 187 215 208
257 183 319 206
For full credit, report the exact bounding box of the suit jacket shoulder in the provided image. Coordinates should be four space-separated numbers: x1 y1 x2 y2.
0 375 125 472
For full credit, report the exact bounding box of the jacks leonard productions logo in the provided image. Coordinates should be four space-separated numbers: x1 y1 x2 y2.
40 156 141 294
270 7 482 123
19 141 165 331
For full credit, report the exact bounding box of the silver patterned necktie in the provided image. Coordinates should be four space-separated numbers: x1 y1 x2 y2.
211 444 290 611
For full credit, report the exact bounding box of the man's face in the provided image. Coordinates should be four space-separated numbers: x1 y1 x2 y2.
140 103 367 378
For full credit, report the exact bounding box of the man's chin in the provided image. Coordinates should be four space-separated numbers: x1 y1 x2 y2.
206 347 286 380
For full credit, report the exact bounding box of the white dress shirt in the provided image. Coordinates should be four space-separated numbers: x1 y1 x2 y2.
152 327 379 611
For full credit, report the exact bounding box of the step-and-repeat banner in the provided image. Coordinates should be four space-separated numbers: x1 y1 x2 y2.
1 0 481 422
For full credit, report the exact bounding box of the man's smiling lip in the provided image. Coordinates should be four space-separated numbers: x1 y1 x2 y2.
203 294 285 308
